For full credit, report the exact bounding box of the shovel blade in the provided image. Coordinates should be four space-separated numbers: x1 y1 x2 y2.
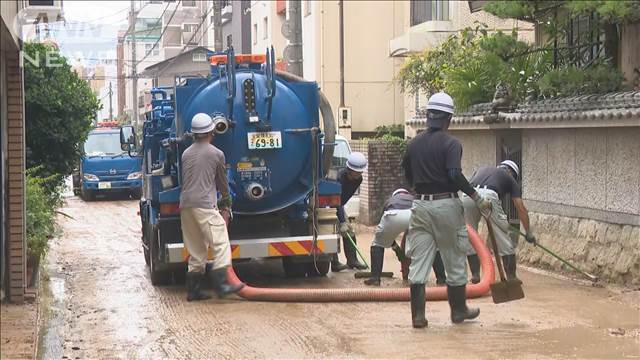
354 271 394 279
490 280 525 304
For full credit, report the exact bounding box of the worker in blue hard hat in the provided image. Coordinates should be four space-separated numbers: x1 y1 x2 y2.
402 92 490 328
461 160 536 284
180 113 244 301
331 152 369 272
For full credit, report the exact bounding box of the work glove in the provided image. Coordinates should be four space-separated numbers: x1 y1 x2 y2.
339 222 353 237
525 231 536 244
472 192 492 215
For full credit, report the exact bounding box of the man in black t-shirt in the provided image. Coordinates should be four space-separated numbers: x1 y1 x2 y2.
402 92 490 329
462 161 536 283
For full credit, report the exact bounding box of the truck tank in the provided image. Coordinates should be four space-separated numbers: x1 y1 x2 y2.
135 48 342 284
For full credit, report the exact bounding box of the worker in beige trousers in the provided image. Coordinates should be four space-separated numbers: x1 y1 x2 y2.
180 113 244 301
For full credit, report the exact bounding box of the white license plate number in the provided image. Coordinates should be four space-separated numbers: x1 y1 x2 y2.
98 182 111 189
248 131 282 149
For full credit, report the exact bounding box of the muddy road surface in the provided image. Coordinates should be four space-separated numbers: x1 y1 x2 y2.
40 195 639 359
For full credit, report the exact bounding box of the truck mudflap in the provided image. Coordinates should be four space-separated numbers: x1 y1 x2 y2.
165 234 340 263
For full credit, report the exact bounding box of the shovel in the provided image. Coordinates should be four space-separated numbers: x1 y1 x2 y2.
486 218 525 303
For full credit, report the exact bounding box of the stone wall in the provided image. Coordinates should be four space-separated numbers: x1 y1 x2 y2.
523 127 640 218
351 140 409 225
517 212 639 286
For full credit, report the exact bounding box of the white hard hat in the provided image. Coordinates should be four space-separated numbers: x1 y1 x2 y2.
191 113 215 134
392 188 409 197
346 152 367 173
499 160 519 178
426 92 455 114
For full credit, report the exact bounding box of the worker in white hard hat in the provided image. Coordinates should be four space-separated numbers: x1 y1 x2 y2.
180 113 244 301
363 188 448 287
461 160 536 284
331 152 369 271
402 92 490 328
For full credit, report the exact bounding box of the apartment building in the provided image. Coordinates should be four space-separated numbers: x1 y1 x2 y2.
210 0 252 53
121 0 212 123
1 0 63 303
389 0 534 120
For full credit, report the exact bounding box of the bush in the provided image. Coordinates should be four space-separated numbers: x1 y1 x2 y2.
26 168 61 262
538 62 625 98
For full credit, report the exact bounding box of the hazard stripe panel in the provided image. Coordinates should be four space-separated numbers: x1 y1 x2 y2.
166 235 339 264
268 240 325 257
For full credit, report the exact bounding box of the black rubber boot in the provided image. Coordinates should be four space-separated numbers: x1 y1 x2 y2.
364 246 384 286
467 254 481 284
502 254 522 284
410 283 428 328
186 272 212 302
344 235 367 270
209 267 244 298
447 285 480 324
433 251 447 286
331 253 348 272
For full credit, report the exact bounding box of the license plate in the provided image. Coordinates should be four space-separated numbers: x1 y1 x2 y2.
98 182 111 189
248 131 282 150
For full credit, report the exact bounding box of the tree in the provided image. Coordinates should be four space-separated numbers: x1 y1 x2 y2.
24 42 101 185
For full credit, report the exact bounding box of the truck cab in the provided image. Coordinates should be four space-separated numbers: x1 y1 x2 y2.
74 122 143 201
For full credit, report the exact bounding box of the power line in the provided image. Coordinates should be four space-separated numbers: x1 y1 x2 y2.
136 0 182 65
136 0 171 42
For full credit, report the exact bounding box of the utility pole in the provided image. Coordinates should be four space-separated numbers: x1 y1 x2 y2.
284 0 303 77
213 0 223 52
108 82 113 121
130 0 138 129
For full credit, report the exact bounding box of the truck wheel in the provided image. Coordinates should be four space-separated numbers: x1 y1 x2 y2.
282 257 308 278
143 245 150 266
80 187 94 201
149 226 171 286
307 259 330 277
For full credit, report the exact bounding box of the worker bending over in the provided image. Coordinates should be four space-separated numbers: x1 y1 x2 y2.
180 113 244 301
363 188 447 286
462 161 536 283
331 152 369 271
402 92 490 328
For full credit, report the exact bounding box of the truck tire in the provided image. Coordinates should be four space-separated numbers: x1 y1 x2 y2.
80 187 94 201
307 259 330 277
282 257 308 278
149 226 172 286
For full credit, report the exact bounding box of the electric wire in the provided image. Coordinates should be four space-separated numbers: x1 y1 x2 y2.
136 0 182 65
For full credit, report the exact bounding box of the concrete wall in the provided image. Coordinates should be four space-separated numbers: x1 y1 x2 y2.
523 128 640 219
450 130 497 176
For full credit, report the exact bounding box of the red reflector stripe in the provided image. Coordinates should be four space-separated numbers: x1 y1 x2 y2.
318 195 341 207
159 203 180 215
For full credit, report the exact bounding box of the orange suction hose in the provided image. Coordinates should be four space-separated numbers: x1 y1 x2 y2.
226 224 494 302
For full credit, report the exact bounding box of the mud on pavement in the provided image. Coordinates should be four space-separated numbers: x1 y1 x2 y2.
38 195 640 359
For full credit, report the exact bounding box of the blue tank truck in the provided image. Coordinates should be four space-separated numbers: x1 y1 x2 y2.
73 122 143 201
120 47 343 284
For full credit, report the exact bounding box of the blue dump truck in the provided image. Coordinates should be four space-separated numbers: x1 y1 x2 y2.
73 122 143 201
121 48 343 285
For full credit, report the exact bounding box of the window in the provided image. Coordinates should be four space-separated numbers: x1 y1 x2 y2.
192 51 207 62
182 0 196 7
262 17 268 40
182 23 199 45
144 43 160 57
410 0 449 26
253 23 257 44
